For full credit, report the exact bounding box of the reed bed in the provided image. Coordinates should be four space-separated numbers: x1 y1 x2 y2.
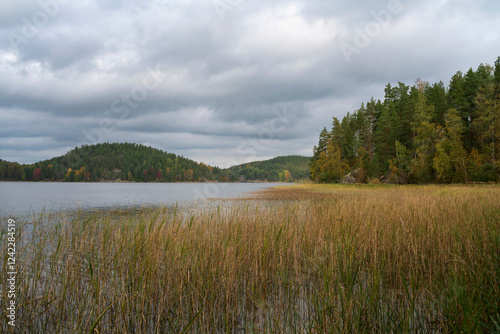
1 184 500 333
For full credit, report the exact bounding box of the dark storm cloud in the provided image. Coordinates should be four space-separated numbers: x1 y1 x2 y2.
1 0 499 166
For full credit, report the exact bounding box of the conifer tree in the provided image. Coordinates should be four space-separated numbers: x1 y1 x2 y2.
410 81 437 183
475 84 500 175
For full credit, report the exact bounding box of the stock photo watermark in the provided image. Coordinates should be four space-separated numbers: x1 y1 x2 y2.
5 219 17 327
338 0 414 63
212 0 243 20
7 0 73 51
82 65 168 144
54 64 168 169
192 105 296 200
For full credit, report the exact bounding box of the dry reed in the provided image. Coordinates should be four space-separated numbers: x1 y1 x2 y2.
1 184 499 332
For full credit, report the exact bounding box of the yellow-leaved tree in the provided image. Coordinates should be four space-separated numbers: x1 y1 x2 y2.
434 108 468 183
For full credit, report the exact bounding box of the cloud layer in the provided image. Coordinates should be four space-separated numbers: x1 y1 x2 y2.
1 0 499 167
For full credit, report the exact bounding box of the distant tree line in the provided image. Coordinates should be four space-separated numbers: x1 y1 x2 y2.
0 143 310 182
227 155 311 182
0 143 220 182
311 57 500 184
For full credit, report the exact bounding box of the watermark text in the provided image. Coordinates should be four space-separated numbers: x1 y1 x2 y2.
5 219 17 327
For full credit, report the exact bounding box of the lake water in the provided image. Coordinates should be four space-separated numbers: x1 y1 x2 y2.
0 182 287 218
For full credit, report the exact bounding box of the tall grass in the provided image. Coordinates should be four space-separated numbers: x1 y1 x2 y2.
1 184 499 332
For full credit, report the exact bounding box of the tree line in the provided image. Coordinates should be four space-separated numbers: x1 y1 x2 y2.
311 57 500 184
0 143 220 182
227 155 310 182
0 143 310 182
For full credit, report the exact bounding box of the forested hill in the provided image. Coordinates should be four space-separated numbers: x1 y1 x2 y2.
0 143 310 182
0 143 222 182
311 57 500 184
227 155 311 182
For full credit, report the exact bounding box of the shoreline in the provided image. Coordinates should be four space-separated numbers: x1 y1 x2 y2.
0 180 296 184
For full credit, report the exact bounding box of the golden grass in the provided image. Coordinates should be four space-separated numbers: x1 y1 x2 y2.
1 184 499 332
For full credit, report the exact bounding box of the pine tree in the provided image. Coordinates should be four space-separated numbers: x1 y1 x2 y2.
475 84 500 176
410 84 437 183
360 98 377 170
448 71 466 112
374 102 397 171
311 127 331 181
425 81 448 126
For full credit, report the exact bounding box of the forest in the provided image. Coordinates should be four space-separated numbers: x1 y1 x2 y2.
0 143 219 182
0 143 309 182
311 57 500 184
227 155 311 182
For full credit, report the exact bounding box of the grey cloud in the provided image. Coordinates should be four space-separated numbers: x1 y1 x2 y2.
17 29 104 70
0 0 499 165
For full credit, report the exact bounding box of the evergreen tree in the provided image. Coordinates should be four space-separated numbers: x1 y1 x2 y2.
312 127 329 162
374 102 398 171
475 84 500 177
494 57 500 93
425 81 448 126
448 71 466 112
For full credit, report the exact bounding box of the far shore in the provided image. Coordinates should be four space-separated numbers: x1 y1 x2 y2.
0 180 297 183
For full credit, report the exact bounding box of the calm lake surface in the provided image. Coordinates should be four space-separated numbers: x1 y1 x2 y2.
0 182 287 218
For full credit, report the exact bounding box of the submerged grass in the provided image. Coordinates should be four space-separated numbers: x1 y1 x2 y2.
1 184 500 332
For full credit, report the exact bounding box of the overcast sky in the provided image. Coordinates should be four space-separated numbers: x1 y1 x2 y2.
1 0 499 167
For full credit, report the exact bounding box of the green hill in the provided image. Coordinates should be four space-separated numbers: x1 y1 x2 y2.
0 143 311 182
0 143 221 182
227 155 311 182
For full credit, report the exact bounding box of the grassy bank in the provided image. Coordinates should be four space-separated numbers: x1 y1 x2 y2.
1 184 500 332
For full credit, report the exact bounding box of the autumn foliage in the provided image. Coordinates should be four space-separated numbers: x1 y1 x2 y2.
311 58 500 184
